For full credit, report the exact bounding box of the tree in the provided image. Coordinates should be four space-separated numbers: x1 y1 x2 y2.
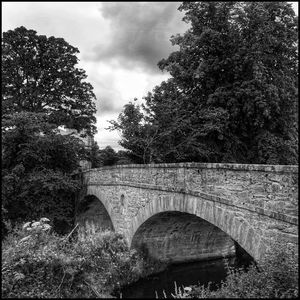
158 1 298 164
2 26 97 136
88 140 102 168
86 142 135 167
108 101 160 163
112 2 298 164
2 112 87 172
98 146 119 166
2 112 87 234
143 79 227 162
116 150 135 165
1 27 98 234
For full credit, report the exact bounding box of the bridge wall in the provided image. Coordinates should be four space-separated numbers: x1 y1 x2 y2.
80 163 298 261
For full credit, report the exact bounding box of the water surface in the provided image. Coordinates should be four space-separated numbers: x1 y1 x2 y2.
118 254 252 298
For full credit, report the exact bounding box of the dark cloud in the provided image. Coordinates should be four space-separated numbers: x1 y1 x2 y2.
86 2 188 73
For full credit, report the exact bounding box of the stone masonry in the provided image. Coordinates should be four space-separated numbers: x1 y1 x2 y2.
77 163 298 262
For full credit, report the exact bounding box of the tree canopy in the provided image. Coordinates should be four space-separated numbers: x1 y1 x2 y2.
110 1 298 164
2 26 97 135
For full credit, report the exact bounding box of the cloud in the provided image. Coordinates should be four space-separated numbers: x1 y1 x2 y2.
95 114 124 150
86 2 188 73
1 2 109 59
81 60 170 118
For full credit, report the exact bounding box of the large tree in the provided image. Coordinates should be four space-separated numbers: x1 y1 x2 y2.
112 2 298 164
2 26 97 135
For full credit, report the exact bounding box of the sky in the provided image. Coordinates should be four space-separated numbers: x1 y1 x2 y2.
2 2 298 150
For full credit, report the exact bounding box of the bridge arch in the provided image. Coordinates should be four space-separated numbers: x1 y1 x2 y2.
128 194 264 261
76 192 115 233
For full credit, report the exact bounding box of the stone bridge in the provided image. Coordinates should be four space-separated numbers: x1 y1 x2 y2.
76 163 298 263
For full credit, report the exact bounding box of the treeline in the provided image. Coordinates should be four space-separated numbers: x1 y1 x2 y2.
109 2 298 165
89 144 136 167
2 27 97 234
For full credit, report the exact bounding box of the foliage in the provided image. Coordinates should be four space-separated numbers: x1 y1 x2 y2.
97 146 119 166
89 144 136 168
108 101 160 163
1 205 12 237
2 26 97 135
2 112 87 234
3 168 80 234
2 220 147 298
171 242 298 298
115 150 136 165
110 2 298 164
2 112 87 172
88 140 102 168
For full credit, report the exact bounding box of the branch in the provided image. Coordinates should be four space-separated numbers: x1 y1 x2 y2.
63 223 79 242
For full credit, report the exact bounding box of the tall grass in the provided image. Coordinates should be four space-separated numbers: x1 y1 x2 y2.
2 219 145 298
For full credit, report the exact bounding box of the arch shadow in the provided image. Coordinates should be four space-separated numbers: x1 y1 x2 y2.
128 194 265 262
76 194 115 232
131 211 238 263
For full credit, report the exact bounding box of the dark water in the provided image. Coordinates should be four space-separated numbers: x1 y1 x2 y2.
118 250 253 298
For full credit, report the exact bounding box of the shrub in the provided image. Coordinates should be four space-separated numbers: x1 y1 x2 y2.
172 242 298 298
2 219 146 298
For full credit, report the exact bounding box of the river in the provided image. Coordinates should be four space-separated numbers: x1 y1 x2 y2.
117 249 253 298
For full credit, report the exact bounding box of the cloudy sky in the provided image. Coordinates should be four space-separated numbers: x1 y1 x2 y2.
2 2 298 150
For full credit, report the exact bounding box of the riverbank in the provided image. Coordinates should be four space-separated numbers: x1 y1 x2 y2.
2 223 298 299
2 223 147 298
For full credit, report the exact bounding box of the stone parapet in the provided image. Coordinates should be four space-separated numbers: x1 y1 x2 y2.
83 163 298 219
82 162 298 173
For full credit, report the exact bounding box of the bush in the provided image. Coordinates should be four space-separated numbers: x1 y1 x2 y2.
172 242 298 298
2 219 146 298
